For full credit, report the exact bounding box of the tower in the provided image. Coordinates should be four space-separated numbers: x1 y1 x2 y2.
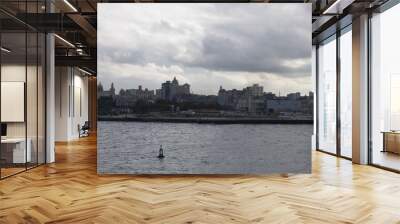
97 82 104 92
172 76 178 85
110 83 115 96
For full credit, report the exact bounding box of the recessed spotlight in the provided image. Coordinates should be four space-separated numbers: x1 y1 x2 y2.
78 67 93 76
54 34 75 48
63 0 78 12
1 47 11 53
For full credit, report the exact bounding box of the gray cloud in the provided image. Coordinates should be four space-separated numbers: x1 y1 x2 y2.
98 3 312 95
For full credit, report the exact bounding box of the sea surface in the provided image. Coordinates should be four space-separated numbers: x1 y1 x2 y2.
98 121 312 174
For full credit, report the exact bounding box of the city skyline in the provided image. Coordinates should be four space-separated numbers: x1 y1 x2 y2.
98 3 312 95
98 76 313 115
98 77 313 97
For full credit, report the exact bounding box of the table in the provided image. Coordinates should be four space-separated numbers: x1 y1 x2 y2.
1 138 31 163
382 131 400 154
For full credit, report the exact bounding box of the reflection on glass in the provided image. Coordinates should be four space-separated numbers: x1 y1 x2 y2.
38 33 46 165
390 75 400 130
318 36 337 154
27 31 38 169
1 32 27 177
0 1 47 179
340 29 352 158
371 3 400 171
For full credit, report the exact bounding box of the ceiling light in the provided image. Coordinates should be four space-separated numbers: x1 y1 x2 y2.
322 0 354 15
1 47 11 53
54 34 75 48
63 0 78 12
78 67 93 76
76 48 85 55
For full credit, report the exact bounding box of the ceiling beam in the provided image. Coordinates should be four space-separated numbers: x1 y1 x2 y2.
55 55 97 73
67 13 97 41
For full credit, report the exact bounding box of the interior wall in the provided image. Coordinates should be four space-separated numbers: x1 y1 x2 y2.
55 66 70 141
55 66 89 141
88 77 97 132
1 65 26 138
1 61 45 174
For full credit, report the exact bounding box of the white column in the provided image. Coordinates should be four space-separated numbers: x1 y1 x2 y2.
45 0 56 163
46 33 55 163
312 45 317 150
352 14 369 164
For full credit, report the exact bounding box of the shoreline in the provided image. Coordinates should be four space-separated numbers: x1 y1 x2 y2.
98 116 313 124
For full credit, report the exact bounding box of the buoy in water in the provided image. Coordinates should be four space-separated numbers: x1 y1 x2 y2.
158 145 165 159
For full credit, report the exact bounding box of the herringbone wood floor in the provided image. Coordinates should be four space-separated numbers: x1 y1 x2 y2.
1 135 400 224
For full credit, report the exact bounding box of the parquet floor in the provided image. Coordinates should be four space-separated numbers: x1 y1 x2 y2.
1 134 400 223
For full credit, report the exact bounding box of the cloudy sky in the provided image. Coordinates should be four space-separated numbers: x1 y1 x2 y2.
98 3 311 95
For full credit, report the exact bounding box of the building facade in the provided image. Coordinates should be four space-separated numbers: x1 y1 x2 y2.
160 77 190 101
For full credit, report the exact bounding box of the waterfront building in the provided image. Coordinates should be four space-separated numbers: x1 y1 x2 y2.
265 93 313 114
219 84 265 113
115 85 155 108
160 77 190 101
265 99 302 113
235 96 249 112
125 85 155 100
287 92 301 100
98 82 116 98
155 89 162 99
250 97 266 114
236 96 265 114
217 86 242 109
244 84 264 97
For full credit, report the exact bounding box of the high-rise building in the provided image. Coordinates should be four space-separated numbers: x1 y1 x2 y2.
98 82 116 98
244 84 264 97
160 77 190 101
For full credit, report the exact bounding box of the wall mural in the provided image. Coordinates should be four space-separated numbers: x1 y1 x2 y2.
97 3 312 174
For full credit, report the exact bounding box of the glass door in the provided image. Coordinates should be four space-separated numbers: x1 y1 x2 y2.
339 26 352 158
370 3 400 171
317 35 337 154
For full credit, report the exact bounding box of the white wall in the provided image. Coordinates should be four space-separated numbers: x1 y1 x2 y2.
55 67 89 141
71 72 89 138
1 65 36 139
55 66 70 141
1 63 47 164
312 45 317 150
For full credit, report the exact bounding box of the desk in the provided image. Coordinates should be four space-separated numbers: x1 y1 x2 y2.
382 131 400 154
1 138 31 163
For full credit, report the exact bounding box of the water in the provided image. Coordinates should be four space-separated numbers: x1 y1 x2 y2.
98 121 312 174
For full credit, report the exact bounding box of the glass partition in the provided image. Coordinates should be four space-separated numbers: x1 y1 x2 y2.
38 32 45 165
0 2 46 179
317 35 337 154
27 30 38 169
1 31 28 177
371 3 400 171
339 27 352 158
